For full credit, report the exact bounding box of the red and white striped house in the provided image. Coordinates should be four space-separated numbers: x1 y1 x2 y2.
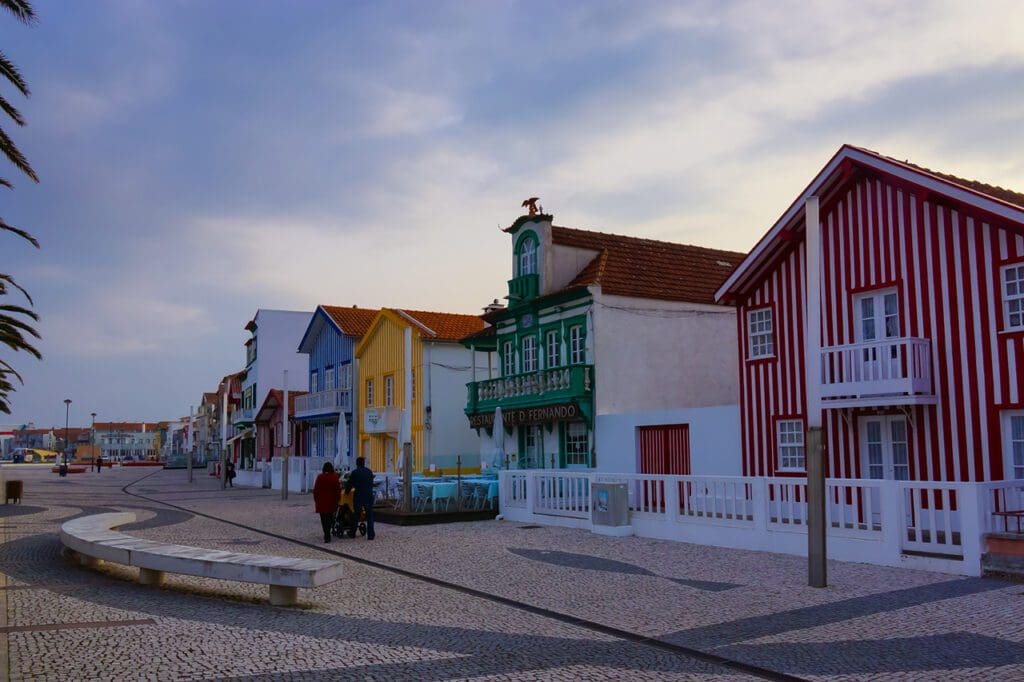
716 145 1024 485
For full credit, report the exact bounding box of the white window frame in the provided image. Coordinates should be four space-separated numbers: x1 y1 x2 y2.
776 419 805 472
310 426 318 458
309 371 318 393
519 236 538 276
545 330 560 368
569 325 585 364
339 364 352 390
366 379 374 407
565 422 589 467
1003 410 1024 480
1002 263 1024 331
522 336 538 373
324 366 335 391
747 308 774 359
503 340 515 376
385 375 394 406
325 425 335 459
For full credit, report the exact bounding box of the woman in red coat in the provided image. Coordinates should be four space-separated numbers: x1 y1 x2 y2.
312 462 341 543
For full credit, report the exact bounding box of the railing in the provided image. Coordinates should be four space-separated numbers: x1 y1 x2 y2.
820 337 932 400
467 364 593 413
233 407 255 423
294 389 352 417
533 472 591 518
981 480 1024 533
499 470 986 575
507 274 539 302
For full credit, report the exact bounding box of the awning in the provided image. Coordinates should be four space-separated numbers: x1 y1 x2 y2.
225 428 253 446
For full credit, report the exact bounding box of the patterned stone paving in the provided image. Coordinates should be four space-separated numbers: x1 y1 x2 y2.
0 467 757 681
3 465 1024 679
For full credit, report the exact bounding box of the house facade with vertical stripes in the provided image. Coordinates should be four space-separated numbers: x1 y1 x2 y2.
716 145 1024 484
294 305 378 470
356 308 488 474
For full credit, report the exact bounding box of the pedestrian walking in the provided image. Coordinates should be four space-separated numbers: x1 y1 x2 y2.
312 462 341 543
225 460 236 487
344 456 375 540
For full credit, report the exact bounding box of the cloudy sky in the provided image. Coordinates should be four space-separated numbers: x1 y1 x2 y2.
4 0 1024 427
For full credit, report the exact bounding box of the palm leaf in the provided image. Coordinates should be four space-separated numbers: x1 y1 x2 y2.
0 1 35 24
0 274 35 303
0 51 28 97
0 94 24 126
0 178 12 189
0 217 39 247
0 126 37 181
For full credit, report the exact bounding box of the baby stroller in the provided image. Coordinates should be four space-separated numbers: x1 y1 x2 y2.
332 485 367 538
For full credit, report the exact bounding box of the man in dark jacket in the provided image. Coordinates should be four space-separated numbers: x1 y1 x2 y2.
344 457 375 540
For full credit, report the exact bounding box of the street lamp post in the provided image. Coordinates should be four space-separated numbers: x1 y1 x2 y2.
91 412 97 472
63 398 72 474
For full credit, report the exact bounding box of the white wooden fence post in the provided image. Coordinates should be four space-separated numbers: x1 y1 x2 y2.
665 476 680 524
753 478 769 534
881 480 905 566
525 471 537 521
958 483 986 578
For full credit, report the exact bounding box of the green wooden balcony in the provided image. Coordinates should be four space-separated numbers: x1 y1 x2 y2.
466 364 594 414
507 274 539 303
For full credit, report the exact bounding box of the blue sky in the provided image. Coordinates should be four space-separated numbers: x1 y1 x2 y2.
4 0 1024 427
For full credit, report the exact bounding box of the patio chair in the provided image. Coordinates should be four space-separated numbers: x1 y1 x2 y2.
484 481 499 510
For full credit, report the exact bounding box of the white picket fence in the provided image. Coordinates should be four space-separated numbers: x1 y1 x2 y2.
499 471 1005 576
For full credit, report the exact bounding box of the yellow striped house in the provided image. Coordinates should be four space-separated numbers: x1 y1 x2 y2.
355 309 488 473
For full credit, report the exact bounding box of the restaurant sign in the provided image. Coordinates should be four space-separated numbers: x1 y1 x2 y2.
468 402 580 429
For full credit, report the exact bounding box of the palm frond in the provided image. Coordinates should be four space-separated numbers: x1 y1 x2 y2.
0 273 33 302
0 51 29 97
0 1 35 25
0 217 39 247
0 126 37 182
0 178 12 189
0 94 24 126
0 304 39 321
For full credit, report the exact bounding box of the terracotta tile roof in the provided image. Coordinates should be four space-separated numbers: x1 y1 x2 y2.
849 145 1024 209
397 309 486 341
321 305 380 338
551 225 746 304
202 392 218 404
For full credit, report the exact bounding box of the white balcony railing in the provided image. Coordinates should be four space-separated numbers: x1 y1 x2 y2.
233 407 255 423
294 389 351 417
820 337 933 404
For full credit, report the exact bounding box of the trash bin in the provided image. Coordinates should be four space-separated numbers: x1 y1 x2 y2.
59 463 68 477
5 479 23 504
590 482 632 536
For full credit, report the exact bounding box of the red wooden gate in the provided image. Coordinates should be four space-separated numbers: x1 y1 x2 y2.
638 424 691 475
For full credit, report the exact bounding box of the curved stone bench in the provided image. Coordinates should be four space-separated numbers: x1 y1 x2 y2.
60 512 342 606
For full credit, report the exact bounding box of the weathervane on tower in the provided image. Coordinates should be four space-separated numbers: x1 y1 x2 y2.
521 197 543 216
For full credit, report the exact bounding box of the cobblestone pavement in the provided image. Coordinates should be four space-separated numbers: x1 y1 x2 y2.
0 467 759 681
3 467 1023 680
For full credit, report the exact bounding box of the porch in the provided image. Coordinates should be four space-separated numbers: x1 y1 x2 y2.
499 470 1024 577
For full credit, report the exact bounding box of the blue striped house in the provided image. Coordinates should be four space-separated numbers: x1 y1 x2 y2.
294 305 379 469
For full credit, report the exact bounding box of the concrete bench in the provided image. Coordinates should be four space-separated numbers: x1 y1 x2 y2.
60 512 342 606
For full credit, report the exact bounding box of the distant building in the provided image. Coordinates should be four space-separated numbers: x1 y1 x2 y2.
234 310 312 470
94 422 159 461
